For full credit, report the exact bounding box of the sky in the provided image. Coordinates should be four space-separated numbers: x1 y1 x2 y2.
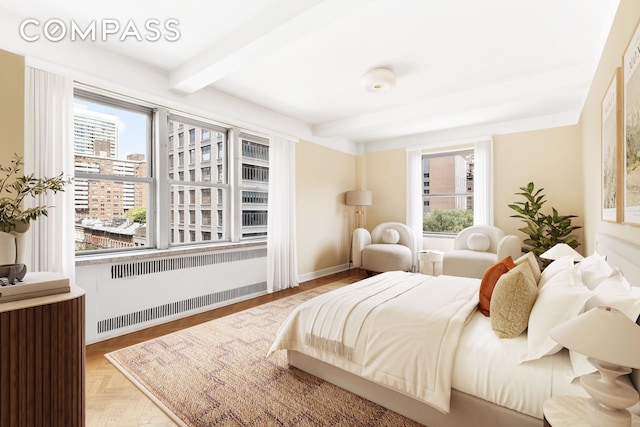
74 98 148 160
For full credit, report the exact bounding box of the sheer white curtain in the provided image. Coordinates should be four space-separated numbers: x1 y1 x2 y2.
474 138 494 226
406 149 423 260
24 67 75 281
267 136 299 293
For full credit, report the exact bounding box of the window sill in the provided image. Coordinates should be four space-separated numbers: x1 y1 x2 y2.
75 240 266 267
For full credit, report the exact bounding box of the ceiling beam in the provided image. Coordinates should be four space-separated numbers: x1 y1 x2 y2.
170 0 372 94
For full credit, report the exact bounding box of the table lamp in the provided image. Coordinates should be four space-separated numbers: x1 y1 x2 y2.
345 190 372 229
549 306 640 426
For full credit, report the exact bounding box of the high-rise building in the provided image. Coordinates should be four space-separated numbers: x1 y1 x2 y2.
73 104 118 158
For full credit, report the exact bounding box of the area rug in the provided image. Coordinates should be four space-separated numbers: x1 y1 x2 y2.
106 284 422 427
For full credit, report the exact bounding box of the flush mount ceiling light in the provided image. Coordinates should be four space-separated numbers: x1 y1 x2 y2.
360 68 396 93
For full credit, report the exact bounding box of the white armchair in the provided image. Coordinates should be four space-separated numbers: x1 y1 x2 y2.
352 222 418 274
442 225 521 279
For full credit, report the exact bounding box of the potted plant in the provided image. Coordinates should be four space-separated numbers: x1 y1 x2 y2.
0 154 71 281
508 182 581 263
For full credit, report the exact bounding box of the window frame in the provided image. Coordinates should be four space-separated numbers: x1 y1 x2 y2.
421 148 475 236
74 86 270 257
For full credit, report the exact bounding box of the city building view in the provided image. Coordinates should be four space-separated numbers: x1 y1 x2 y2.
73 101 269 252
421 151 474 232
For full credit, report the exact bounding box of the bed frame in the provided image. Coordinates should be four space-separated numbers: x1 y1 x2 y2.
287 233 640 427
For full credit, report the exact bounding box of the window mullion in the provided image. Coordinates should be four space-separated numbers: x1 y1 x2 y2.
156 107 170 249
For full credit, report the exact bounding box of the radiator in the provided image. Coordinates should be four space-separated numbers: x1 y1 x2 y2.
77 246 268 343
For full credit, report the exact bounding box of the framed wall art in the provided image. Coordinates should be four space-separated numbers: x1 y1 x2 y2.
601 68 623 223
623 21 640 225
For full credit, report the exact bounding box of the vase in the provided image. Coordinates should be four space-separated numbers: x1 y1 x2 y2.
0 223 29 283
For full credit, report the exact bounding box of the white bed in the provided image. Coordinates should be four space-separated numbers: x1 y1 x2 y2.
269 233 640 427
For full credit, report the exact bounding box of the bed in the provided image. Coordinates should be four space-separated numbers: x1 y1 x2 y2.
268 233 640 427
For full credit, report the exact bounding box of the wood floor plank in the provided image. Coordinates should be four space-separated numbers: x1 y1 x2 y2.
85 270 366 426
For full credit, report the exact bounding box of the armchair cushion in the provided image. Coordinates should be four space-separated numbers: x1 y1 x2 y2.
467 233 491 251
381 229 400 244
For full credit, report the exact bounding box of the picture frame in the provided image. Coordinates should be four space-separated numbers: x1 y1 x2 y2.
601 68 623 223
623 21 640 225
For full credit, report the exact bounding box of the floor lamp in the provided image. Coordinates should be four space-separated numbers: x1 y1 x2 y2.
345 190 372 229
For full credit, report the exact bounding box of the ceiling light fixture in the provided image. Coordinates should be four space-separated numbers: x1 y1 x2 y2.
360 68 396 93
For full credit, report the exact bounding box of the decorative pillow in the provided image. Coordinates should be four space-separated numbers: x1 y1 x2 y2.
521 264 593 363
490 263 538 338
579 251 613 290
514 252 541 283
381 229 400 244
467 233 491 251
538 255 575 289
479 256 516 317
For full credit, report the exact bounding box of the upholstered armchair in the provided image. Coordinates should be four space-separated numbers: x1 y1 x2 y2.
352 222 418 274
442 225 521 279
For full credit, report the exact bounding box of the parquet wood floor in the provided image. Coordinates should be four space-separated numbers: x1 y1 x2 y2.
85 269 366 426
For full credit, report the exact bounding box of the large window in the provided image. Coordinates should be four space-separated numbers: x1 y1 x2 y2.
422 150 474 234
73 88 269 254
74 90 152 252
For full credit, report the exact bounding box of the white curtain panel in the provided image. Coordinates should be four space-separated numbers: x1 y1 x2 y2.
23 67 75 281
474 138 494 226
267 136 299 292
406 149 423 259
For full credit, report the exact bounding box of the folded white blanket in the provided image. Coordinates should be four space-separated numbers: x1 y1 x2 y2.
305 272 427 360
269 271 480 413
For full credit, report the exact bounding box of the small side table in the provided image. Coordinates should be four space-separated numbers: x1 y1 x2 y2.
418 250 444 276
543 396 640 427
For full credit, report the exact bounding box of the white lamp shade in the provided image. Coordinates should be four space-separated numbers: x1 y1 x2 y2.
540 243 584 261
345 191 372 206
549 306 640 369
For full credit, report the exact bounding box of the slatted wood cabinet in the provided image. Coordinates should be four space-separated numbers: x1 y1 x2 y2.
0 288 86 426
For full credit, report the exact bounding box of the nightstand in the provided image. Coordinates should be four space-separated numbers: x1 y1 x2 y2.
543 396 640 427
418 249 444 276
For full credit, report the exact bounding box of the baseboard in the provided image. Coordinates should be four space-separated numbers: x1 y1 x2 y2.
298 263 350 283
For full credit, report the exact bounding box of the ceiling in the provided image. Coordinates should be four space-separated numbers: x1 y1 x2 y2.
0 0 621 151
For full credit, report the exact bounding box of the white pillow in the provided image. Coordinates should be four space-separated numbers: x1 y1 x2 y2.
467 233 491 251
521 264 593 363
585 267 640 321
538 255 575 289
579 251 613 289
381 229 400 244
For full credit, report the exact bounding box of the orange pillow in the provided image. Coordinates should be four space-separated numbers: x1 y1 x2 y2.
479 256 516 316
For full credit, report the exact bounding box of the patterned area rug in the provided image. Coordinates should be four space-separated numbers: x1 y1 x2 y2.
106 284 422 426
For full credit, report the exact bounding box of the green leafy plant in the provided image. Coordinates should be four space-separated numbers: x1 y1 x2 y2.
508 182 581 258
0 154 71 233
423 208 474 233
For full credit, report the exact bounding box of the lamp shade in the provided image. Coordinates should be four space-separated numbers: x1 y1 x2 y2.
549 306 640 369
540 243 584 261
345 191 372 206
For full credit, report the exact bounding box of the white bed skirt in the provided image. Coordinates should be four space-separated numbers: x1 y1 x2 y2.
288 350 540 427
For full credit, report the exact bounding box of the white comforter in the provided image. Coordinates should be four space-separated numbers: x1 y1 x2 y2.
268 271 480 413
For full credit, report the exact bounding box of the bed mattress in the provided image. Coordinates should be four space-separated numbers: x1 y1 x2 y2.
452 311 587 419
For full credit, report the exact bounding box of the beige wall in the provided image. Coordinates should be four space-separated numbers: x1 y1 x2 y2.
364 148 407 229
296 141 356 277
493 125 585 252
580 0 640 253
0 49 24 164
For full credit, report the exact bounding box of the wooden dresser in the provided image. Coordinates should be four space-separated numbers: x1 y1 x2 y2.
0 287 86 426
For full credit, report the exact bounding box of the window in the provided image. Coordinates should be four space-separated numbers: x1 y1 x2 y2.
422 150 474 234
73 90 152 252
201 145 211 162
74 87 270 255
